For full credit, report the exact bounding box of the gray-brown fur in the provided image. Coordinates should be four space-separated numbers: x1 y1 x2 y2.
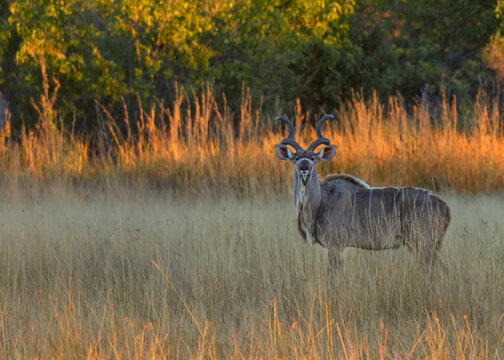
315 174 450 266
275 115 451 268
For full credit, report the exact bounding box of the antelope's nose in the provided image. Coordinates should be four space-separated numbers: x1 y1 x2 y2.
299 160 310 184
299 160 310 173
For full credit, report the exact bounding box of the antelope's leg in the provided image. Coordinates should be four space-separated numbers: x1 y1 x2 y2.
328 245 344 269
421 243 438 267
405 229 442 269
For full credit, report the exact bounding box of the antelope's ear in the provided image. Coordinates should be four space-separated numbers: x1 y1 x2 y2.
274 144 294 161
317 145 337 161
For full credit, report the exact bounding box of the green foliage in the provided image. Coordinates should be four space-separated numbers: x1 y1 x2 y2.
0 0 502 130
1 0 218 126
353 0 502 102
206 0 358 112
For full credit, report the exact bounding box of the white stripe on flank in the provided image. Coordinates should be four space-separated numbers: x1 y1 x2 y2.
368 188 373 234
424 190 428 213
351 190 357 226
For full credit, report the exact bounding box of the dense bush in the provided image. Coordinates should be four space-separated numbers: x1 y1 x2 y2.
0 0 502 130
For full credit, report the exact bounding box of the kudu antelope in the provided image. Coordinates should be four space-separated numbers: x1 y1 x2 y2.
274 115 451 268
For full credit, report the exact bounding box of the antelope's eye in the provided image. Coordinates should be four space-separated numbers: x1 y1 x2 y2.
310 156 315 161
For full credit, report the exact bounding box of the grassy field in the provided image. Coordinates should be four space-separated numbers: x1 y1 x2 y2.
0 87 503 358
0 187 503 358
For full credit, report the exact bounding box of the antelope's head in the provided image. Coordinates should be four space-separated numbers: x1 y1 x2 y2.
274 115 337 186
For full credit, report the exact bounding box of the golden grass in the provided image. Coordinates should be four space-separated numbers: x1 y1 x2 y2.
0 85 503 194
0 188 503 358
1 85 503 357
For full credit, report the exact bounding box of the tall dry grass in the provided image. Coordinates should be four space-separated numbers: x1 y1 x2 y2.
0 188 503 358
0 84 503 194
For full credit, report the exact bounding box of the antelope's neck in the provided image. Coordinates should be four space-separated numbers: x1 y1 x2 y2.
294 169 322 243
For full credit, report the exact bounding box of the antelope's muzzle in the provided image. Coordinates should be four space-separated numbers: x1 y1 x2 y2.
299 159 311 185
300 170 310 184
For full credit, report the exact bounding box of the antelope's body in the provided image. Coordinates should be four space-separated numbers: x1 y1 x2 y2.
275 115 451 268
297 173 450 267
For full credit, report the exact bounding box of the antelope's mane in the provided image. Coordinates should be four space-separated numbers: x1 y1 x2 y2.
320 173 371 189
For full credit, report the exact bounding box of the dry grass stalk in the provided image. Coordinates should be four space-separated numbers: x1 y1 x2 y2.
0 86 502 194
0 190 502 358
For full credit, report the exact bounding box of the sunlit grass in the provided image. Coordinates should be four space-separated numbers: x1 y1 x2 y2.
0 188 502 358
0 84 503 357
0 86 503 194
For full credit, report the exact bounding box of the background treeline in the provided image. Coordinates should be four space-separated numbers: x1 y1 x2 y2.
0 0 503 131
